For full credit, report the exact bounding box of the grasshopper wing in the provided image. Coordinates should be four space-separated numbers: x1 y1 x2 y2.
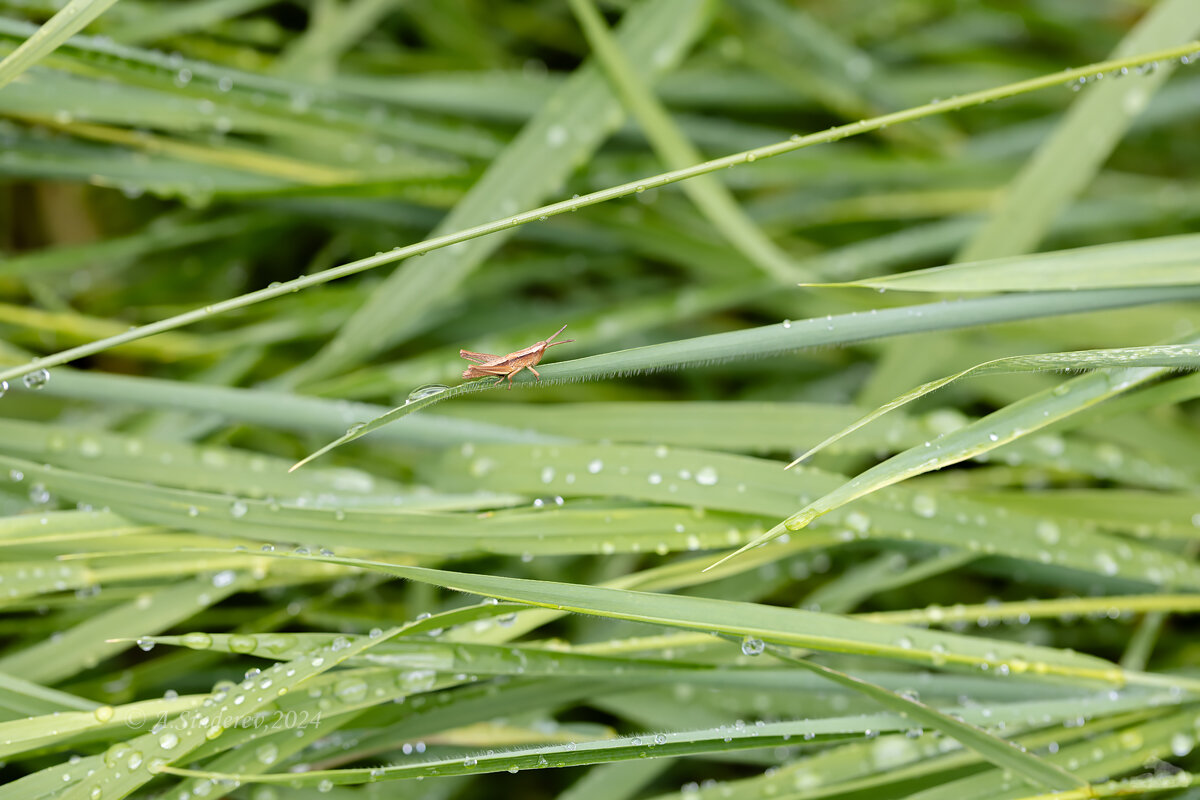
459 350 502 364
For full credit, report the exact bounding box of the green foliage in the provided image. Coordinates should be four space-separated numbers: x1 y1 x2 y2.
2 2 1200 799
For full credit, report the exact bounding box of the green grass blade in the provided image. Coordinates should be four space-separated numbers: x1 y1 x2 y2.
239 555 1127 681
827 233 1200 292
787 343 1200 468
0 0 120 88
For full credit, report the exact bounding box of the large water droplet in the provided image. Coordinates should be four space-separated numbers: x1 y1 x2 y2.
695 467 719 486
23 368 50 390
407 384 447 403
741 636 765 656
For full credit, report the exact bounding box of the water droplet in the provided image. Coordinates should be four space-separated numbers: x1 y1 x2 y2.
695 467 718 486
654 733 667 745
212 570 236 588
741 636 765 656
230 500 248 518
256 742 278 765
94 705 115 723
540 466 555 484
137 637 155 652
1171 732 1194 757
463 756 478 767
545 125 567 147
0 379 7 398
587 459 603 474
407 384 447 403
648 473 662 485
1036 520 1060 545
1094 552 1119 576
158 732 178 750
317 779 334 793
911 494 937 518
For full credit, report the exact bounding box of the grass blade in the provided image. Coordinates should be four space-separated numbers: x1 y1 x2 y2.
786 343 1200 468
0 0 119 88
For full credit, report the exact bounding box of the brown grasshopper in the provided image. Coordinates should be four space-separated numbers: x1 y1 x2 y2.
460 324 574 388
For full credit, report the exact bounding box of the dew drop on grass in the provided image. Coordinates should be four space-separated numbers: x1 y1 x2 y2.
94 705 115 723
407 384 447 403
741 636 765 656
137 637 155 652
695 467 718 486
587 459 603 474
158 732 179 751
648 473 663 485
1094 552 1119 576
1036 520 1060 545
0 379 7 398
911 494 937 518
230 500 248 518
23 368 50 389
256 743 278 765
541 466 555 484
317 779 334 793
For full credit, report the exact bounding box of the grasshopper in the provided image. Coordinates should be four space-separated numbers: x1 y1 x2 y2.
460 324 574 389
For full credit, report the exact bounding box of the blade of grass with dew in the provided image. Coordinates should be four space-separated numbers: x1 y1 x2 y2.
290 286 1200 469
771 652 1085 792
827 233 1200 292
569 0 801 283
152 689 1179 790
433 443 1198 588
36 624 410 800
0 0 119 88
713 345 1200 572
0 454 765 557
857 593 1200 627
289 0 713 384
2 40 1197 386
787 344 1200 468
240 554 1128 682
956 0 1200 261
